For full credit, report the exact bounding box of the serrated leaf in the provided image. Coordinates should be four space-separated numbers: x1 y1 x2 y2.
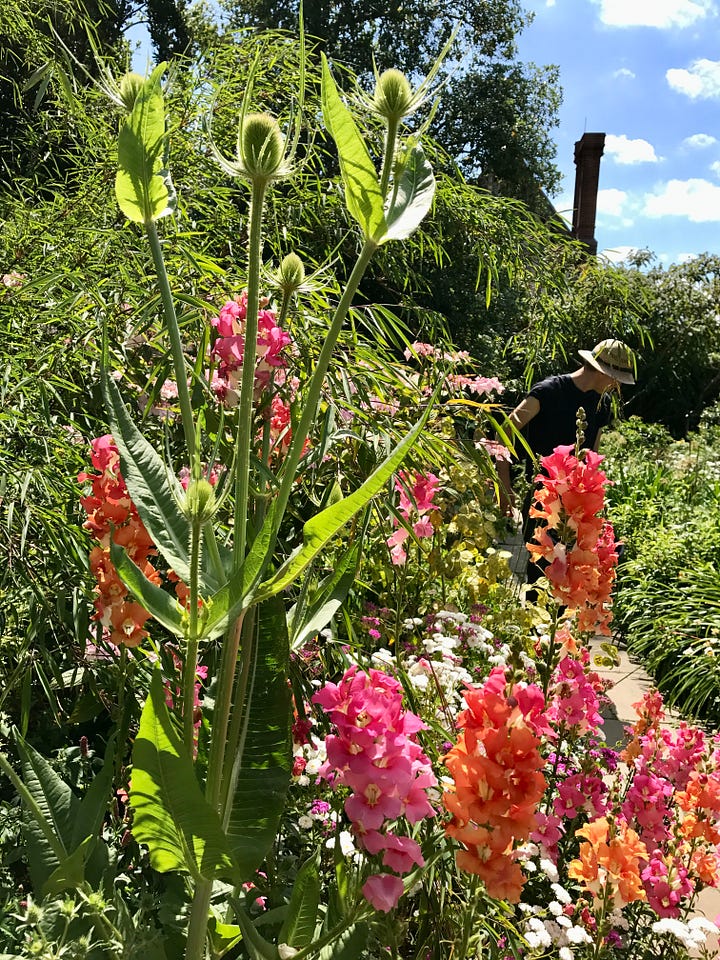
225 595 292 878
110 541 185 637
43 836 95 896
203 504 277 640
321 56 386 243
256 391 438 602
14 736 76 892
278 856 320 950
382 143 435 243
115 63 176 223
102 373 193 583
130 671 238 881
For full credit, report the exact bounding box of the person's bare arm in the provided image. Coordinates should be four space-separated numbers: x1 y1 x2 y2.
496 397 540 515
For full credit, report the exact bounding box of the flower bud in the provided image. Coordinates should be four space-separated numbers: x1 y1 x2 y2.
119 72 146 112
238 112 285 181
183 479 217 524
277 252 305 296
373 69 413 122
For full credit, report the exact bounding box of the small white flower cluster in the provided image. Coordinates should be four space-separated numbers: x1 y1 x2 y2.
517 877 592 958
292 729 327 787
400 610 510 719
651 916 718 951
325 829 363 864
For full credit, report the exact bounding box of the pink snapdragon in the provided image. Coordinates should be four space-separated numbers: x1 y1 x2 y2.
386 471 441 565
313 666 437 912
211 293 293 402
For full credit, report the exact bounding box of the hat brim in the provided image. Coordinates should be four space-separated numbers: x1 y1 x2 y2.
578 349 635 385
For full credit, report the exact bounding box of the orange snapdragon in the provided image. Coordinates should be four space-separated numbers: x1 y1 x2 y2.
568 816 648 909
443 668 547 902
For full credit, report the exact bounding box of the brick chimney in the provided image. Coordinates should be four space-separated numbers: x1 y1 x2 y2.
571 133 605 255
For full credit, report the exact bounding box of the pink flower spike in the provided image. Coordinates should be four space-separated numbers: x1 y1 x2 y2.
362 873 404 912
381 834 424 873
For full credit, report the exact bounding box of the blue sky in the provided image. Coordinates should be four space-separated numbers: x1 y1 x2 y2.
516 0 720 265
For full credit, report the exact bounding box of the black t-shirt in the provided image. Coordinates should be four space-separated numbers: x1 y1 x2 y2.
523 374 611 470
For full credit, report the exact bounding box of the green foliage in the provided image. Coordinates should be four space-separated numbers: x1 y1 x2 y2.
618 253 720 436
115 63 177 225
130 671 238 881
222 0 563 203
605 417 720 724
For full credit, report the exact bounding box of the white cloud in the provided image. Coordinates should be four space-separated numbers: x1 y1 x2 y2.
597 188 629 217
644 178 720 221
599 245 639 264
711 160 720 177
613 67 636 79
594 0 716 28
684 133 718 148
667 59 720 99
605 134 660 164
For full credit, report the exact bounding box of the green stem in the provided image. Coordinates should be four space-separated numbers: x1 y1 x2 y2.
184 519 202 755
233 180 268 569
269 239 378 556
146 221 196 459
378 117 400 200
184 878 213 960
220 607 257 825
205 617 245 808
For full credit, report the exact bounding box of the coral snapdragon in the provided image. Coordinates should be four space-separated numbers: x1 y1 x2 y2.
79 435 156 647
527 444 618 634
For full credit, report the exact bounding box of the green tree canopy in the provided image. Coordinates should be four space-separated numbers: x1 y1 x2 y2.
220 0 563 206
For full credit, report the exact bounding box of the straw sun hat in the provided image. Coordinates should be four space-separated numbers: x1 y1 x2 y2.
578 339 636 385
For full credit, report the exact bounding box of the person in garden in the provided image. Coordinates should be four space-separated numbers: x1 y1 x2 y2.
496 338 636 587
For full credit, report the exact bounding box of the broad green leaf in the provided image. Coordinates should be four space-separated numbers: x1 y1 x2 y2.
130 671 238 882
115 63 176 224
225 595 292 877
103 373 193 585
382 143 435 243
110 541 185 637
278 856 320 950
256 391 439 602
208 919 243 958
14 735 76 892
317 924 369 960
43 835 94 896
321 55 386 243
203 503 277 640
233 904 278 960
288 541 361 649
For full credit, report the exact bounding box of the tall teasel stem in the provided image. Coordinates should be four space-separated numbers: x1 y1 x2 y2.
146 221 196 459
232 178 268 569
183 517 202 755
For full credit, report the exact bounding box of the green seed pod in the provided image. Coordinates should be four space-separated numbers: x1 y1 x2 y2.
373 69 414 122
119 72 146 112
183 479 216 524
238 112 285 181
277 252 305 296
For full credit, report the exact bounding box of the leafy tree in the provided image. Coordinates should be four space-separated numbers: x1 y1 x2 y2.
618 253 720 436
220 0 563 206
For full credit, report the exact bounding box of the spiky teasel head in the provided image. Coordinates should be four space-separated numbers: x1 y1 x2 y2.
183 479 217 525
276 253 305 297
372 69 414 123
234 112 293 185
118 72 146 112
